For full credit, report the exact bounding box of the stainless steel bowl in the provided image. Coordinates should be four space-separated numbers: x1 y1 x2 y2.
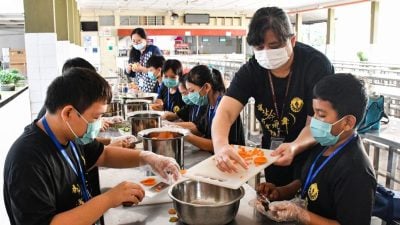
137 127 189 168
168 180 245 225
104 101 122 117
128 113 161 136
123 99 152 119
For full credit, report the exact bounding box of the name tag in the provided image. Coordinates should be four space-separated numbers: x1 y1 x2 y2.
269 137 284 150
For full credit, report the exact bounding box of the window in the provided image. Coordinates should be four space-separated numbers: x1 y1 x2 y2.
99 16 115 26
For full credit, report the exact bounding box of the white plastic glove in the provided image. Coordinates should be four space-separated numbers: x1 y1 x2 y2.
264 200 310 223
110 135 137 148
139 151 181 182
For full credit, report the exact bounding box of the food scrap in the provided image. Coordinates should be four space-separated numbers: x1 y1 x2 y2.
169 216 179 222
140 177 156 186
168 208 177 215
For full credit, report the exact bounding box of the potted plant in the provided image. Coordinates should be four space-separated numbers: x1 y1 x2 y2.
0 69 25 91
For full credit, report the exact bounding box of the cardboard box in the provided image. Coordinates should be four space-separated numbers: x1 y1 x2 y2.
9 49 26 64
9 63 26 76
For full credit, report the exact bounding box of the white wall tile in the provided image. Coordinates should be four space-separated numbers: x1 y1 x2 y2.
40 66 58 80
30 102 44 114
29 90 43 102
37 33 57 47
39 44 57 58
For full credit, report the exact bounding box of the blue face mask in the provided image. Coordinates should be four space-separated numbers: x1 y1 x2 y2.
310 117 345 146
182 94 193 105
66 109 102 145
147 71 157 81
133 42 146 51
163 78 179 88
188 86 208 106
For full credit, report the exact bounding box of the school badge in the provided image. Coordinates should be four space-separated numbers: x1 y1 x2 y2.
173 105 180 113
290 97 303 113
308 183 319 201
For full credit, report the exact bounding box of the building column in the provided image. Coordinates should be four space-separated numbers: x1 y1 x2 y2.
24 0 58 119
295 13 303 42
326 8 335 59
369 1 380 62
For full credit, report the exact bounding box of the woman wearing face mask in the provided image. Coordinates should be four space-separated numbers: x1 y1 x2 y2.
125 27 162 93
145 55 165 94
151 59 185 113
212 7 334 186
184 65 245 152
162 74 207 133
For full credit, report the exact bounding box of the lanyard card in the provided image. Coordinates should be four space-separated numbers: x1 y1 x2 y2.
270 137 284 150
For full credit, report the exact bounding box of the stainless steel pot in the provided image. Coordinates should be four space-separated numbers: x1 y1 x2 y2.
104 101 122 117
137 127 189 168
128 112 162 136
123 99 152 119
168 179 245 225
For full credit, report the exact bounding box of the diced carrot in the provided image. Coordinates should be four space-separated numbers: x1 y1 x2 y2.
140 177 156 186
254 156 267 165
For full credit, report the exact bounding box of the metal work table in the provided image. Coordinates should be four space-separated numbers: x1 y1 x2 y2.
99 141 295 225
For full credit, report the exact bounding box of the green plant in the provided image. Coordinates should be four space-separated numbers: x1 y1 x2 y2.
0 69 25 85
357 51 368 62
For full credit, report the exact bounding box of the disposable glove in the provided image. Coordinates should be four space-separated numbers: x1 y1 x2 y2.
265 200 310 223
139 151 181 182
110 135 137 148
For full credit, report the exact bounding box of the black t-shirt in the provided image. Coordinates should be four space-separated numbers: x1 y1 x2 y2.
300 136 376 225
3 121 104 225
197 102 245 146
157 85 185 113
226 42 334 185
151 80 162 94
176 104 207 124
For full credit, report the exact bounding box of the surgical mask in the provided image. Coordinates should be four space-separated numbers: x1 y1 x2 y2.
162 78 179 88
65 109 102 145
188 86 208 106
147 71 157 81
182 94 193 105
254 45 290 70
310 117 345 146
133 42 146 51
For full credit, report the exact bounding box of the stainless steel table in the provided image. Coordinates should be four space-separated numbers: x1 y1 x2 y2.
99 142 295 225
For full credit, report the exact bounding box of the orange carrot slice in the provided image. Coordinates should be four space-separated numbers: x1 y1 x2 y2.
140 177 156 186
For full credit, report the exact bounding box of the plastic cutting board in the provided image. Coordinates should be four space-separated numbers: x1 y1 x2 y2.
183 145 278 189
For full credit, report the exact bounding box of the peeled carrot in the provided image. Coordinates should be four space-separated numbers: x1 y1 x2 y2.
140 177 156 186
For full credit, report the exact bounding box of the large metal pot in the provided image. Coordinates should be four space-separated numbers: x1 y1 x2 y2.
128 111 162 136
168 179 245 225
123 99 152 119
137 127 189 168
104 101 122 117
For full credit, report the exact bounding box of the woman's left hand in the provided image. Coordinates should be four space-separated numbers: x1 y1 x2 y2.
265 200 309 223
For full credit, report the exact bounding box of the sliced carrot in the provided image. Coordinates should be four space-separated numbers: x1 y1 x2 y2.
179 169 187 175
254 156 267 166
140 177 156 186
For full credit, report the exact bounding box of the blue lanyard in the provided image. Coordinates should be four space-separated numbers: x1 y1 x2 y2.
301 134 356 198
42 117 91 202
191 106 201 122
207 95 222 126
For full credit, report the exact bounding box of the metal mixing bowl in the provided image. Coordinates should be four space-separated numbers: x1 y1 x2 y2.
168 180 245 225
137 127 189 168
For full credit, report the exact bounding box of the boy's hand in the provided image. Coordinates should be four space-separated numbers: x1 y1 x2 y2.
256 182 280 201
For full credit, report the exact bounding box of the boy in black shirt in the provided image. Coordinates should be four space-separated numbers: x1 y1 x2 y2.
4 68 180 225
257 73 376 225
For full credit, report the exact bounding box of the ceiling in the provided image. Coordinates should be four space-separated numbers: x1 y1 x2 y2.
0 0 369 33
76 0 366 14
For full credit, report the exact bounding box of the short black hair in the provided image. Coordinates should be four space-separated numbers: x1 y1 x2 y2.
247 7 294 47
162 59 183 77
45 68 112 114
313 73 367 127
146 55 165 69
187 65 225 93
131 27 147 39
62 57 96 73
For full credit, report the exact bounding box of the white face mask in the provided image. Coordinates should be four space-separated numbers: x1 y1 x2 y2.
254 44 290 70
